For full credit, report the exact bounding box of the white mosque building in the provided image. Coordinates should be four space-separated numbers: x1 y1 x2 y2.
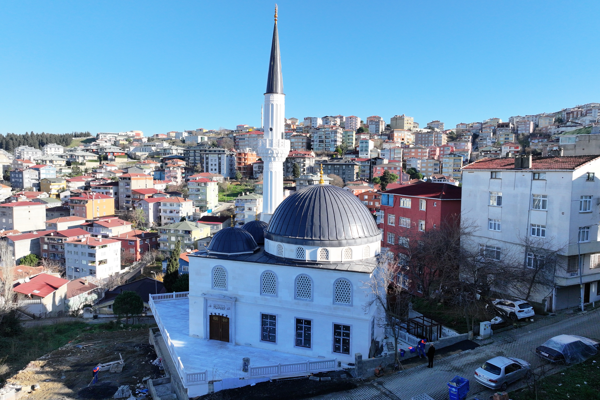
150 7 384 397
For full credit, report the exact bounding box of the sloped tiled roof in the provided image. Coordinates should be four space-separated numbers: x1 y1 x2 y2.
46 216 87 224
463 155 600 171
384 182 461 199
66 278 99 299
13 273 69 298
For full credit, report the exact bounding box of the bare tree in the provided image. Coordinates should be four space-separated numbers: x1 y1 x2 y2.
327 174 344 187
0 241 15 325
363 251 412 368
40 258 65 278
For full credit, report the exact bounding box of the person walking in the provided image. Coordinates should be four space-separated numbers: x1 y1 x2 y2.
417 339 426 358
426 343 436 368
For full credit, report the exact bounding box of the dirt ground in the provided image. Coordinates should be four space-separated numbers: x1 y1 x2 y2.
6 328 164 400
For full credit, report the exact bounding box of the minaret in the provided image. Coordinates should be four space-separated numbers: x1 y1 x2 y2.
257 4 290 222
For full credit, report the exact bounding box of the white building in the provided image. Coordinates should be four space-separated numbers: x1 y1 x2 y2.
188 178 218 211
43 143 65 156
234 193 263 224
358 139 375 158
367 116 385 134
303 117 322 129
345 116 361 131
461 154 600 311
65 237 121 280
159 197 194 225
14 146 43 161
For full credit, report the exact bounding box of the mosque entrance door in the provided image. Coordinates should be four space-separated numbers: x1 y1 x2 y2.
209 315 230 342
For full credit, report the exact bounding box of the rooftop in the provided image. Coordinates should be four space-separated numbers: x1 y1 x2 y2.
132 188 160 195
7 230 55 242
384 182 462 200
463 155 600 171
13 273 69 298
66 278 99 299
46 216 87 224
67 237 119 247
45 228 89 238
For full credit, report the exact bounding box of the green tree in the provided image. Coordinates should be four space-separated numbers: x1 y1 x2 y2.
334 146 343 157
406 168 423 180
0 310 23 337
113 290 144 324
379 170 399 190
292 163 301 178
163 240 182 292
172 273 189 292
235 171 243 181
356 126 366 134
372 177 381 185
20 254 39 266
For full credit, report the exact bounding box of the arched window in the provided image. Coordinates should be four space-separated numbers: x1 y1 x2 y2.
318 248 330 261
260 270 277 296
296 247 306 260
212 266 227 290
295 274 313 301
334 278 352 305
276 244 284 257
343 248 352 260
363 245 370 259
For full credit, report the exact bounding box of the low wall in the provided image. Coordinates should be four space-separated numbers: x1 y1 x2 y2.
352 333 470 378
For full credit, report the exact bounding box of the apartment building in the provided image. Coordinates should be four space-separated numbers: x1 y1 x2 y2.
10 169 39 190
14 146 43 161
41 228 91 265
517 120 534 135
284 151 315 178
373 161 403 178
0 202 46 232
461 155 600 311
69 193 115 219
31 165 57 180
311 126 343 152
420 159 441 176
234 193 263 224
236 150 258 178
358 139 375 158
42 143 65 156
427 120 445 130
91 181 118 198
65 237 121 280
441 154 463 181
303 117 322 129
140 198 162 228
414 131 447 147
114 229 160 263
6 230 54 263
342 130 356 149
46 216 86 231
118 173 154 210
316 159 359 182
390 115 414 130
80 217 132 238
497 132 516 144
159 197 194 225
380 147 403 161
345 116 362 131
40 178 67 198
184 146 236 178
367 116 385 134
290 134 310 151
188 178 218 211
390 130 414 144
158 220 211 252
403 146 429 160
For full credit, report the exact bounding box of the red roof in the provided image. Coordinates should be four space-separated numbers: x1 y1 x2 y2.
159 197 191 204
8 230 56 242
66 278 99 299
115 229 158 239
30 164 50 169
92 219 132 228
13 273 69 298
141 197 164 204
463 155 600 171
132 188 160 195
46 216 87 224
0 201 44 208
121 173 151 178
68 237 119 246
70 193 113 200
188 178 212 183
45 228 90 238
180 252 190 263
384 182 462 200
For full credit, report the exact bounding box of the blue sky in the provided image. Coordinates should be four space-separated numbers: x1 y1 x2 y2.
1 0 598 136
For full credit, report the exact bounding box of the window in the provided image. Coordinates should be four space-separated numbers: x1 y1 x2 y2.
343 248 352 260
488 219 501 231
590 254 600 269
399 217 411 228
276 244 284 257
418 220 425 232
318 248 330 261
491 171 501 179
580 195 592 212
526 252 545 269
587 172 595 181
363 246 370 258
530 224 546 237
533 172 546 180
434 202 437 207
296 247 306 260
387 214 395 226
295 319 311 348
398 237 409 248
419 199 426 211
295 274 313 300
479 244 501 260
578 227 590 243
261 314 276 343
489 192 502 206
568 256 583 273
333 324 351 355
334 278 352 305
531 194 548 210
260 271 277 296
400 198 411 208
387 232 395 244
212 266 227 290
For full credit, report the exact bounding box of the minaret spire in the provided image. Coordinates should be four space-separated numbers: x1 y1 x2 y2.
257 6 290 222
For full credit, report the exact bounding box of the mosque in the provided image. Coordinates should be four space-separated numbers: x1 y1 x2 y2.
151 7 384 396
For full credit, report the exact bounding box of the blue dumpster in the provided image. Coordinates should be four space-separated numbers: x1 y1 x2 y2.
400 349 405 357
447 375 469 400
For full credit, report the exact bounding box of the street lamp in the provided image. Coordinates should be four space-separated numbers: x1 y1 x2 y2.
150 271 158 295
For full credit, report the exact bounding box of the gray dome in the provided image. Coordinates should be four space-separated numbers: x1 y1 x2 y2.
265 185 380 246
207 227 258 255
242 220 268 245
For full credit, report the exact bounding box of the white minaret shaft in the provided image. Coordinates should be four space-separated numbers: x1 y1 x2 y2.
257 5 290 222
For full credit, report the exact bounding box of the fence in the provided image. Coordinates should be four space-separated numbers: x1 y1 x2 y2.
249 359 337 378
149 292 208 387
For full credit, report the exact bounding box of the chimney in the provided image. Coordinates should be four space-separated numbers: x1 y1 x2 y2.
522 154 532 169
514 154 522 169
84 278 88 286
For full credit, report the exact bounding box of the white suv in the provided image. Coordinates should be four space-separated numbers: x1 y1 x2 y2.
492 299 535 321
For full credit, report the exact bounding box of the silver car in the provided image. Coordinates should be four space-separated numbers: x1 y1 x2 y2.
474 356 531 390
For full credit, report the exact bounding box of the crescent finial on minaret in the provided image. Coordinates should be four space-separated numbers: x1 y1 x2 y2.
275 4 278 23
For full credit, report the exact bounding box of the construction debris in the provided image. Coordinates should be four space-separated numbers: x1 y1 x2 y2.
96 353 125 372
113 385 132 399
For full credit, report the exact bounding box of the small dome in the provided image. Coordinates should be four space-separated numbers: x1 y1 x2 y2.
266 184 380 247
242 220 268 245
207 227 258 255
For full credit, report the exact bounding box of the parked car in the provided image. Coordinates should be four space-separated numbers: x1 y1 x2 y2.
474 356 531 390
536 335 599 364
492 299 535 320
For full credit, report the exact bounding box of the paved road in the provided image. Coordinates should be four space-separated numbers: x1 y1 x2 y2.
312 309 600 400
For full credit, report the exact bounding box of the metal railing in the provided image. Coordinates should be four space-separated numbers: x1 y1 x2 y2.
149 292 207 387
249 359 337 378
